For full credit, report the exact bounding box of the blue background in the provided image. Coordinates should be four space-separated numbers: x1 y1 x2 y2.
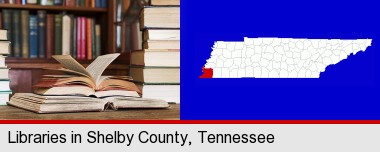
181 0 380 119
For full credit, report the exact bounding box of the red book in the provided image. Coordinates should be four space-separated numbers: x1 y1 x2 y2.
81 17 86 60
46 14 54 59
76 17 81 59
65 0 76 6
15 0 22 4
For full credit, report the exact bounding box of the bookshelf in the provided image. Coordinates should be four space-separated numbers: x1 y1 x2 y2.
0 0 130 93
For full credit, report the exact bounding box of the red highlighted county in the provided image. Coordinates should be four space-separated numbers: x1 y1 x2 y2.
199 66 213 78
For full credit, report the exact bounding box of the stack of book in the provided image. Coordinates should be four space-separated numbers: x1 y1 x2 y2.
130 0 180 103
8 53 169 113
0 0 108 8
0 29 12 105
1 9 101 59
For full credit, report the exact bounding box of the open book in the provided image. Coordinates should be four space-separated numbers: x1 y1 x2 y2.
33 54 141 98
8 93 169 114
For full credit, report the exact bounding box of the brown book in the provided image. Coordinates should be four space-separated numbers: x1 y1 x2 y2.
8 93 170 114
65 0 76 6
143 40 180 50
46 14 54 59
21 10 30 58
86 18 92 60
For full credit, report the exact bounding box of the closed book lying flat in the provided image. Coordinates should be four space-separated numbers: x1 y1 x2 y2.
150 0 180 6
0 29 8 40
143 29 180 41
0 41 10 55
143 40 180 50
129 66 180 84
0 80 11 91
141 7 180 29
8 93 169 113
137 84 180 103
0 56 6 68
0 91 12 106
130 49 180 67
0 68 9 79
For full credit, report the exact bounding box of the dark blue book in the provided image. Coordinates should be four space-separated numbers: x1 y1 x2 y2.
101 0 107 8
29 15 38 58
37 11 46 58
95 0 101 8
53 0 62 5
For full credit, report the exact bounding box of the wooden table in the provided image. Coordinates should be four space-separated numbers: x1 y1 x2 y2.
0 104 179 120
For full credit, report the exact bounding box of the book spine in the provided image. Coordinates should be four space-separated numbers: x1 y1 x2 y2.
22 0 26 4
39 0 53 5
46 14 54 59
102 0 107 8
20 10 29 58
65 0 75 6
54 14 62 55
90 0 94 7
29 15 38 58
0 12 2 29
12 10 21 58
62 15 71 55
76 17 81 59
2 10 12 56
80 17 86 59
26 0 37 4
71 15 77 58
53 0 61 5
95 0 100 8
95 24 101 57
15 0 21 4
37 11 46 58
86 18 92 60
91 19 95 59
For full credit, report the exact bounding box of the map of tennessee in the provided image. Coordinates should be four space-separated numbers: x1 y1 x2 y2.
200 37 372 78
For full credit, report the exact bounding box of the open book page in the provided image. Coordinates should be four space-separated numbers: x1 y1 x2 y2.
52 55 92 78
85 53 120 86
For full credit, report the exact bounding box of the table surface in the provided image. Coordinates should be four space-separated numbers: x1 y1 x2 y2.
0 104 179 120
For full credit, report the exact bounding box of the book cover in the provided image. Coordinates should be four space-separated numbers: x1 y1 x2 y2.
62 15 71 55
54 14 62 55
12 10 21 58
46 14 54 59
29 15 38 58
37 11 46 58
21 10 30 58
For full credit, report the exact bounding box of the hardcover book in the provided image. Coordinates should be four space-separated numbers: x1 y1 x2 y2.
37 11 47 58
8 93 169 113
29 15 38 58
21 10 30 58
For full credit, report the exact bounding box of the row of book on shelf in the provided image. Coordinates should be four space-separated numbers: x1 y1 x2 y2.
0 0 108 8
1 9 101 59
130 0 180 103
